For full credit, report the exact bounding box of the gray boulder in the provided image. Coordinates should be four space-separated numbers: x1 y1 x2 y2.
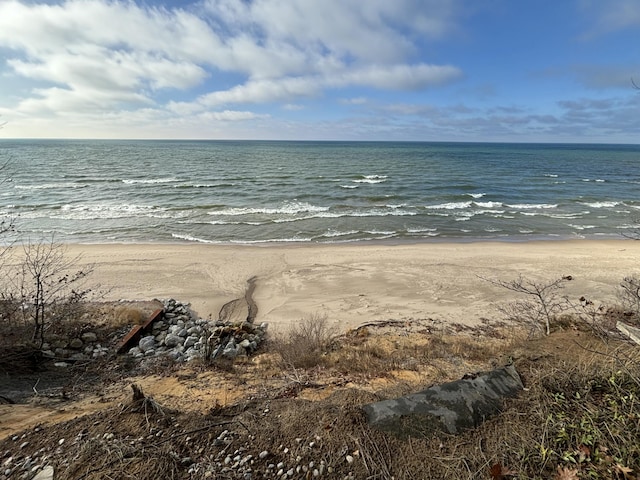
362 364 523 438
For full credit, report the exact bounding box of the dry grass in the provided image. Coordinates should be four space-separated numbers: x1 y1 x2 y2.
270 313 334 370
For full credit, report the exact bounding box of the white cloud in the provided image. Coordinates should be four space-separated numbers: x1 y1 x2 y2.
334 64 462 90
0 0 465 137
199 110 270 121
580 0 640 35
340 97 368 105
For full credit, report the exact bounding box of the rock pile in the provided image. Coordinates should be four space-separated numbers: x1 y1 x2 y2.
40 331 108 365
127 299 268 363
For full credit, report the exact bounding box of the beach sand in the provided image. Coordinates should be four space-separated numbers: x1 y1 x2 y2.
55 239 640 332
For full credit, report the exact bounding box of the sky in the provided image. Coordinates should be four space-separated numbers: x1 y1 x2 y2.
0 0 639 142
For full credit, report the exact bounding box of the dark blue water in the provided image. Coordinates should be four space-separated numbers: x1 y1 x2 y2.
1 140 639 244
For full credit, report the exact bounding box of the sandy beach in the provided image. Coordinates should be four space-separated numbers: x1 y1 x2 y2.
51 239 640 332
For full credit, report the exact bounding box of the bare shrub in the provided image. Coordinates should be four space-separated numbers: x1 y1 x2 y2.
272 313 333 370
484 275 571 336
618 275 640 321
1 238 94 346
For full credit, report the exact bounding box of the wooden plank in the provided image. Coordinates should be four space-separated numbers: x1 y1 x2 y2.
116 308 165 354
116 325 143 354
140 308 164 333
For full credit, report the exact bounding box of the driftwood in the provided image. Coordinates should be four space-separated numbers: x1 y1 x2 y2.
617 321 640 346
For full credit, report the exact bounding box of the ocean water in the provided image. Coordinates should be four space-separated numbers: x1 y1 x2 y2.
1 139 639 244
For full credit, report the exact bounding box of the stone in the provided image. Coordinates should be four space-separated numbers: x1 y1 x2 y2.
152 320 165 331
187 326 201 335
362 364 523 438
222 343 238 359
69 338 83 349
32 466 54 480
81 332 97 343
164 334 185 348
69 353 89 361
177 328 188 338
138 336 156 353
184 335 198 349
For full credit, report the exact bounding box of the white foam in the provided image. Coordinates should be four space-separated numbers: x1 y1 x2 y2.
15 182 87 190
54 203 170 220
425 201 472 210
321 229 360 238
123 177 178 184
467 193 486 199
474 201 503 208
211 202 329 216
172 233 218 243
581 201 620 208
507 203 558 209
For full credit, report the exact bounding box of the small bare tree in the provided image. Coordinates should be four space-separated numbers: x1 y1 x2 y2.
483 275 571 336
3 238 94 346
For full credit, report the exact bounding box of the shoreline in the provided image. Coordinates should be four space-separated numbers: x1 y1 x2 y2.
33 237 638 333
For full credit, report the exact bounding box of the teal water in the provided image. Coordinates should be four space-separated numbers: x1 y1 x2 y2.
1 140 639 244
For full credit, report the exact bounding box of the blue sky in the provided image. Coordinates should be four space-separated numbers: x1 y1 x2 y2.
0 0 639 142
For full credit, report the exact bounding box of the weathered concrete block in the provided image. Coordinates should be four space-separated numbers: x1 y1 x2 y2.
362 364 523 438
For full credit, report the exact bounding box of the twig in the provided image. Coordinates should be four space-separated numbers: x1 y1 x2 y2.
32 377 40 395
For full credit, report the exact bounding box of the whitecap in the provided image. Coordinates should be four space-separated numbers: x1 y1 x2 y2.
507 203 558 209
123 177 178 184
425 201 472 210
353 178 387 184
171 233 218 244
321 230 360 238
474 201 503 208
467 193 486 199
581 201 620 208
210 202 329 216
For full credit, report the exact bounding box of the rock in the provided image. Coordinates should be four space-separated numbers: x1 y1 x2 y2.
363 365 523 438
152 320 165 331
69 338 83 349
69 353 89 361
187 326 201 335
81 332 97 343
177 328 188 338
138 336 156 353
54 362 69 368
164 334 185 348
184 335 198 349
223 344 238 359
32 466 54 480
